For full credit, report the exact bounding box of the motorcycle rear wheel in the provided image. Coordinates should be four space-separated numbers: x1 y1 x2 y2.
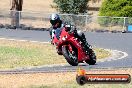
62 45 78 66
85 49 96 65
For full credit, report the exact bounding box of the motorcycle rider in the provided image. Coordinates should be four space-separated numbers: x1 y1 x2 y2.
49 13 90 54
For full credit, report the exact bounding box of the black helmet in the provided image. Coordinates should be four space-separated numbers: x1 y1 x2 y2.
50 13 60 26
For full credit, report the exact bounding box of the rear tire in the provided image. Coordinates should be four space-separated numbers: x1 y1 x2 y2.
85 49 96 65
62 45 78 66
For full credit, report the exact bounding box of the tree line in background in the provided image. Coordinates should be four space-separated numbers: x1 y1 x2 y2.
52 0 89 14
10 0 23 28
10 0 23 11
9 0 132 28
99 0 132 17
53 0 132 17
98 0 132 26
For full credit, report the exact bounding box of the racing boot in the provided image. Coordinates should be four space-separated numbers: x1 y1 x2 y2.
80 34 90 55
75 30 90 55
83 41 90 55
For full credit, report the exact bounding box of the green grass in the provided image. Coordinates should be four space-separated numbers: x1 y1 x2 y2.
0 45 66 69
0 46 44 68
0 40 111 69
0 40 66 69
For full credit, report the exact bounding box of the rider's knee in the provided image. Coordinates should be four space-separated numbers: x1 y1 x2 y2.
77 30 84 37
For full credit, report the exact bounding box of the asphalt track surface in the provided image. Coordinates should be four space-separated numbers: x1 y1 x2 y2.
0 28 132 73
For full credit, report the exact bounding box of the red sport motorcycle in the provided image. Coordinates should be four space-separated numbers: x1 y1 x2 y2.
51 26 96 66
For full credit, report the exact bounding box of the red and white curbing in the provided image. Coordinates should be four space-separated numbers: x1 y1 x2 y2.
0 37 50 44
98 49 128 62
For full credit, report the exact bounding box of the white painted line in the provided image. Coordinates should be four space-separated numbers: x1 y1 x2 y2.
0 37 50 44
16 63 68 70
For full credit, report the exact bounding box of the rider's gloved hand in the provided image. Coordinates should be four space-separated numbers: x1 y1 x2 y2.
65 24 71 32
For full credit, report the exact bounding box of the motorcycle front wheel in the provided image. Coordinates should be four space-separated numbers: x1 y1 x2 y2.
62 45 78 66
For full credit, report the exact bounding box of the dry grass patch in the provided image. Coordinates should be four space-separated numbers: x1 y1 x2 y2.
0 0 55 13
0 39 66 69
85 22 125 32
0 39 110 69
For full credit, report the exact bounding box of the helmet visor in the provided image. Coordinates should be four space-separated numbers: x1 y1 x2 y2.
50 20 58 25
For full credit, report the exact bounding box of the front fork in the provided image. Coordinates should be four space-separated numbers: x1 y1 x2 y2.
67 44 73 53
57 44 73 55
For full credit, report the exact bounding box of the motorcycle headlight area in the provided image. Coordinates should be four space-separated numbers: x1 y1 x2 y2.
62 36 67 41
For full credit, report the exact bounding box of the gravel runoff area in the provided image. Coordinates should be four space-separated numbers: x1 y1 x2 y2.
0 68 131 88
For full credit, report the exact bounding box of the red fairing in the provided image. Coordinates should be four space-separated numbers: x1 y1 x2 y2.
52 27 90 63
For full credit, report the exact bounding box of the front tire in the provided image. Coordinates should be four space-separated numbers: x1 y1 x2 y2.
62 45 78 66
85 49 96 65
